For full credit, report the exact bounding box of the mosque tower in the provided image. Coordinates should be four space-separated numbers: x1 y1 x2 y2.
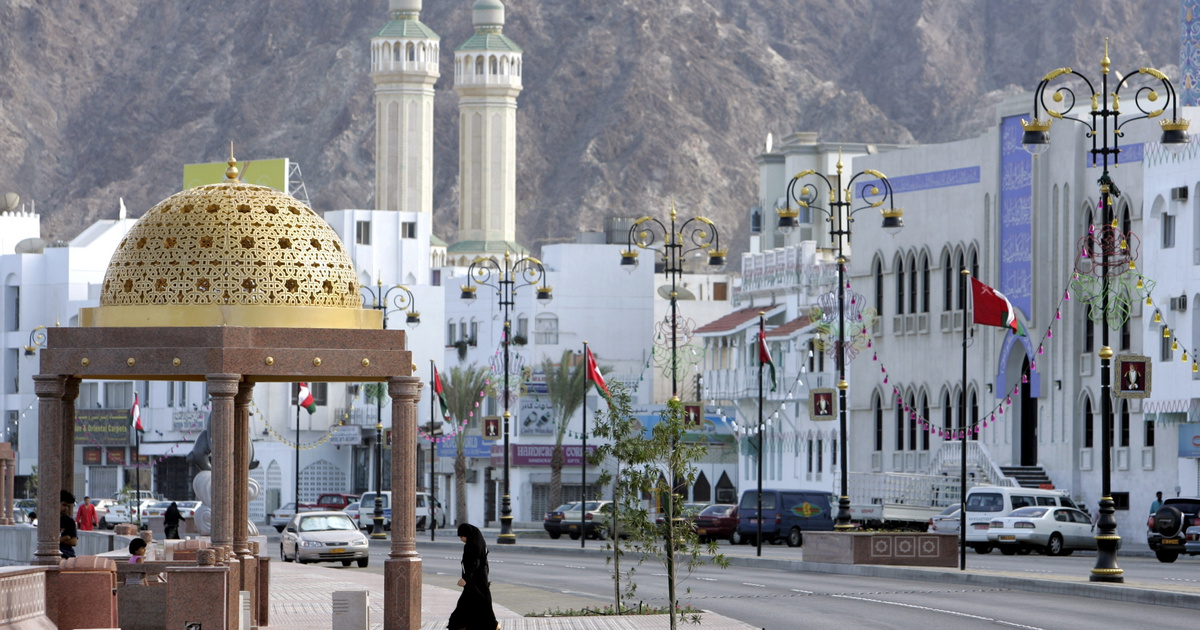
371 0 440 214
449 0 525 262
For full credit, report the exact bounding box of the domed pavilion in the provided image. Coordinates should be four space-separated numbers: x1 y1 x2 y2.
33 156 424 629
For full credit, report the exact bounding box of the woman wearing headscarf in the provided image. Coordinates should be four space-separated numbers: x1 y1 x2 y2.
163 502 182 540
447 523 498 630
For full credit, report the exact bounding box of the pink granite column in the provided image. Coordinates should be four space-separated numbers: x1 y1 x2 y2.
33 375 66 565
384 375 422 630
61 378 79 501
206 374 240 551
233 380 254 556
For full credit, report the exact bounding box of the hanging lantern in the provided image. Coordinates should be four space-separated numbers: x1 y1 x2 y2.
1047 329 1053 338
1030 360 1037 371
1064 291 1071 301
1037 345 1044 355
1154 311 1162 323
1005 396 1012 406
1021 373 1028 384
1055 310 1061 321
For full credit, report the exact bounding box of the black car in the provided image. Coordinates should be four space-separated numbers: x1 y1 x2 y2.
543 502 577 539
1148 497 1200 562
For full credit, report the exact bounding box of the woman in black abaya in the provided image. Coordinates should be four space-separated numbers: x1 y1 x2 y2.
448 523 499 630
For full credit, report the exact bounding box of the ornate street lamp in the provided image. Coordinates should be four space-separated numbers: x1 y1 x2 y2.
1022 39 1188 583
781 149 903 530
361 281 420 539
621 205 725 398
461 251 553 544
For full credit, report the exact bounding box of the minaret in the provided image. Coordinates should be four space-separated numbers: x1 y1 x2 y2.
450 0 525 260
371 0 439 214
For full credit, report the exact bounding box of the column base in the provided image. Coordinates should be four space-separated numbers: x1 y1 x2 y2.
384 556 422 630
496 514 516 545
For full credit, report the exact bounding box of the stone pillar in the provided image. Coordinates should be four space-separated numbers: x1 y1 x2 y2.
0 458 9 525
234 380 254 556
384 376 422 630
5 457 13 525
33 375 65 565
207 374 240 550
61 378 79 501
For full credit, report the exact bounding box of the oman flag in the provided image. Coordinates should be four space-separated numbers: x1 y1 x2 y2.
298 382 317 414
432 366 451 421
971 278 1027 336
585 346 612 405
130 392 143 432
758 330 777 391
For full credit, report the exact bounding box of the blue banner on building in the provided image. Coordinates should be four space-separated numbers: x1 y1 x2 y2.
1178 423 1200 458
436 435 493 458
999 115 1033 319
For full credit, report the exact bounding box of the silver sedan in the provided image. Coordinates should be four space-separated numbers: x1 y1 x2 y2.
279 511 370 567
986 506 1096 556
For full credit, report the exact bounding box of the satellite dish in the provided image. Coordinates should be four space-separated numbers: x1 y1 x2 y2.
14 238 44 254
765 133 774 153
658 285 696 300
0 193 19 213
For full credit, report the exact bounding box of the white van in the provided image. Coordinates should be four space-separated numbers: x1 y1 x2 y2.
356 491 446 531
964 486 1079 554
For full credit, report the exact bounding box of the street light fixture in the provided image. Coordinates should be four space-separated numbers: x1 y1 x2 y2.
360 280 421 539
1021 39 1188 583
461 251 553 544
781 149 903 530
621 205 725 398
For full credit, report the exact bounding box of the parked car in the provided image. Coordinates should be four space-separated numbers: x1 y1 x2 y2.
106 499 157 526
986 506 1096 556
693 504 738 543
270 503 297 532
297 493 360 513
543 502 578 539
145 500 202 520
279 511 370 567
1148 496 1200 563
357 491 446 531
88 498 118 529
928 505 962 534
563 501 614 540
343 501 361 527
14 499 36 516
964 486 1078 554
736 489 834 547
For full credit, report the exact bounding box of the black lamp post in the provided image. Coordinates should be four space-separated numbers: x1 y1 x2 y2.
620 205 726 398
361 280 420 539
461 251 553 544
1021 39 1189 583
780 149 903 530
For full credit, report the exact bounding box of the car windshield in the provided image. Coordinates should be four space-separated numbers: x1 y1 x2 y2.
1007 507 1048 518
937 505 958 517
965 493 1003 512
278 503 295 512
299 516 357 532
700 505 733 517
152 502 172 509
583 502 604 511
553 503 576 512
360 494 390 508
739 493 777 510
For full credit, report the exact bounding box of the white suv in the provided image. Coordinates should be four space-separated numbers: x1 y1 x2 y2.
356 492 446 530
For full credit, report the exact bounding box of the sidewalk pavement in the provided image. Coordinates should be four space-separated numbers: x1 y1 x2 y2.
267 560 757 630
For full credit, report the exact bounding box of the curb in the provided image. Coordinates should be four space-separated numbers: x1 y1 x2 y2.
410 538 1200 610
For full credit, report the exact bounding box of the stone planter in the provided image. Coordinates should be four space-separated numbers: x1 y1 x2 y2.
804 531 958 567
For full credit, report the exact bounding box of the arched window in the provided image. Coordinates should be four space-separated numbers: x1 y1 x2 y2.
942 252 953 311
475 57 484 75
969 247 979 280
896 256 906 315
407 42 415 62
920 255 930 313
942 391 952 434
874 258 884 317
921 393 930 450
895 395 905 451
1119 399 1130 448
907 393 917 451
908 253 918 315
535 313 559 344
969 389 979 441
1083 396 1094 448
956 251 966 309
873 393 883 451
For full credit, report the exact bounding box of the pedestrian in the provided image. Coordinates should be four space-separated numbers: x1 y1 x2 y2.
1150 491 1164 515
163 502 182 540
447 523 498 630
75 495 97 531
59 490 78 559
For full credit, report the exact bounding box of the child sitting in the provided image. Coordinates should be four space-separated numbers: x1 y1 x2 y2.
125 538 148 585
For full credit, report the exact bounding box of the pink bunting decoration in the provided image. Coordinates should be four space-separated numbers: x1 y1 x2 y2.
1047 329 1053 338
1030 360 1037 371
1037 345 1043 355
1021 374 1028 384
1064 291 1071 301
1055 310 1061 321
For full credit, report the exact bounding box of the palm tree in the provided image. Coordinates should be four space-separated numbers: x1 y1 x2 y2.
443 364 489 527
542 350 587 511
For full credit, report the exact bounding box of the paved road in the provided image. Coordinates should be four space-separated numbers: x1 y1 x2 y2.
279 538 1200 629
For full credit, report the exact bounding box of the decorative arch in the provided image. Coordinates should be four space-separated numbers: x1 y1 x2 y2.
995 330 1041 398
1079 391 1095 448
954 246 966 310
918 250 931 313
906 250 918 315
893 252 906 315
941 247 954 311
872 390 884 452
873 255 885 317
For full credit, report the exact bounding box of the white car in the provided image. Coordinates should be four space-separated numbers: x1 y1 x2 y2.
270 503 297 532
343 502 362 527
106 499 157 526
986 506 1097 556
145 500 202 519
927 506 962 534
356 492 446 531
279 511 370 567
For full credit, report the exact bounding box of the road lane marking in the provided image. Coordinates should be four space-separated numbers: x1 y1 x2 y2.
790 588 813 594
696 577 717 582
742 582 766 588
830 594 1044 630
524 562 546 566
564 565 588 569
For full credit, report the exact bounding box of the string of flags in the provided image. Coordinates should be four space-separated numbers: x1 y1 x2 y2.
417 379 489 444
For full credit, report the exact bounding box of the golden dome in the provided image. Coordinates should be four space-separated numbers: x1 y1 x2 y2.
81 165 380 329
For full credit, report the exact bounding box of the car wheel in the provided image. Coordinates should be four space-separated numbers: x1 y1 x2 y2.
1045 533 1064 556
342 560 352 567
973 544 992 554
786 527 803 548
357 558 369 568
548 531 561 540
280 543 291 562
569 532 581 540
999 546 1017 556
1156 549 1180 563
730 531 744 545
594 526 609 540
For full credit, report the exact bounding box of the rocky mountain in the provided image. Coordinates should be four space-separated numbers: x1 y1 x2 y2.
0 0 1178 256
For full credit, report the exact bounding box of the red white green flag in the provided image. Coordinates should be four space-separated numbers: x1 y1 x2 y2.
433 365 451 421
970 278 1027 336
131 392 143 432
585 346 612 405
298 382 316 414
758 330 777 392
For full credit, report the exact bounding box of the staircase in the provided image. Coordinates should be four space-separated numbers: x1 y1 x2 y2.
999 466 1054 489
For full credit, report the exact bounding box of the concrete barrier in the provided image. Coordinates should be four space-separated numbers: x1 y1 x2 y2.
0 565 54 628
0 525 36 565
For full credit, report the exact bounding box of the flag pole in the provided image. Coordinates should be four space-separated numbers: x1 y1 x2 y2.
135 405 141 528
295 386 301 514
581 342 588 549
960 270 970 571
430 361 437 542
756 312 765 557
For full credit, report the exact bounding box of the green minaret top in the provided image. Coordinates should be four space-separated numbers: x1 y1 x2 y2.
375 0 440 40
456 0 522 53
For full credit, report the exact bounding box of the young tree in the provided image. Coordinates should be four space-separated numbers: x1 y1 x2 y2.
443 364 489 526
592 386 727 628
542 350 586 511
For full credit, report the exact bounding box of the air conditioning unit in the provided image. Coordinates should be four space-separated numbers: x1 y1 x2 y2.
1079 354 1093 377
1172 186 1189 202
1170 295 1188 312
